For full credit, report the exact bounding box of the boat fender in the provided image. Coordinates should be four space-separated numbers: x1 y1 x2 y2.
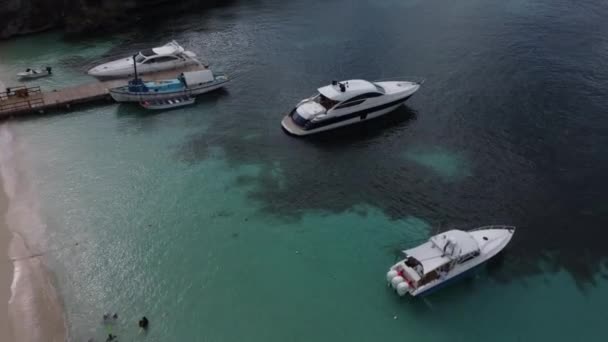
386 270 398 282
390 276 404 289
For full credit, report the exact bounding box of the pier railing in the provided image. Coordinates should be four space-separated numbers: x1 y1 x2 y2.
0 86 44 115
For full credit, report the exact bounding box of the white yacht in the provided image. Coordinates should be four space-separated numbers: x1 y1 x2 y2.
281 78 421 136
386 225 515 297
87 41 201 78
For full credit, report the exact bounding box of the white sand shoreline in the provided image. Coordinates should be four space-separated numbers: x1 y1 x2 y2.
0 123 66 342
1 178 14 342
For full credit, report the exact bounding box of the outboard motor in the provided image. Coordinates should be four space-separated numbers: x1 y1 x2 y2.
46 66 52 74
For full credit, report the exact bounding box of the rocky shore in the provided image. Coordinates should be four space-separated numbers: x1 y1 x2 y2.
0 0 231 39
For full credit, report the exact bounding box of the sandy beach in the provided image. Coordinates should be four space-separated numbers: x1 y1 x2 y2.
1 181 14 342
0 123 66 342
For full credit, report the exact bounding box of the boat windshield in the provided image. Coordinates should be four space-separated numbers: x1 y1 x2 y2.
135 54 146 63
374 84 385 94
314 94 339 110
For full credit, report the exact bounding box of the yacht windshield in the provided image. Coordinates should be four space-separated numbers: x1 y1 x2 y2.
374 84 385 94
314 94 339 110
135 54 146 63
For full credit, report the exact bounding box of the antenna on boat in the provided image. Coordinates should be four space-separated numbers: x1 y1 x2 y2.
132 54 139 82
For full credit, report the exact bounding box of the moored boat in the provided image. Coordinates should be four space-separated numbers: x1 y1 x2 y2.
281 78 421 136
109 69 228 102
17 67 52 80
386 225 515 297
87 40 202 78
140 96 195 110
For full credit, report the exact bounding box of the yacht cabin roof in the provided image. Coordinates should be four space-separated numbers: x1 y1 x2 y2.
140 42 185 58
153 44 184 56
318 79 382 102
403 230 480 274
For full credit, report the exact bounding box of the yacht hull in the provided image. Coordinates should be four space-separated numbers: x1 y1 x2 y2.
89 60 198 79
281 96 410 136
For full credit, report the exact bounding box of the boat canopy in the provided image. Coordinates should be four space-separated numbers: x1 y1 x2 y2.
318 79 381 102
181 70 214 87
431 230 479 256
403 230 480 274
404 242 451 274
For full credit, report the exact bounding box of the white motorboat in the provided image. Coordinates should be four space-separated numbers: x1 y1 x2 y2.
140 96 195 110
281 78 421 136
386 225 515 297
17 67 52 80
87 41 202 78
109 69 228 102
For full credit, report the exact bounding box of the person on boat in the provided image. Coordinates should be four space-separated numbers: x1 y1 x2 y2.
138 316 149 330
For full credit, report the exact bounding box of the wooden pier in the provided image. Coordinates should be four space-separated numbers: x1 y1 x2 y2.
0 65 205 120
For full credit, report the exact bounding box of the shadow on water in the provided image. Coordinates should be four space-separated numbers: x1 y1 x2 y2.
114 89 230 133
302 106 418 148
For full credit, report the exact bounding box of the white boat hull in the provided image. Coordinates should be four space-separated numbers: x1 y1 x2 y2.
282 80 420 136
90 60 198 79
110 80 227 102
387 226 515 297
17 72 51 80
140 97 195 110
282 102 403 136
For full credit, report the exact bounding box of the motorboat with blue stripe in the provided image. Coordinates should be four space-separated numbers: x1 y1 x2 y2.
109 69 228 102
281 78 421 136
386 225 515 297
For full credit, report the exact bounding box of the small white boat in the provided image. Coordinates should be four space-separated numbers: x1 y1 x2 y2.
386 225 515 297
140 96 195 110
281 78 421 136
109 69 228 102
87 40 202 78
17 67 52 80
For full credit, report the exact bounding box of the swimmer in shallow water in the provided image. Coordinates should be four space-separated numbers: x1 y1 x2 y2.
138 316 149 330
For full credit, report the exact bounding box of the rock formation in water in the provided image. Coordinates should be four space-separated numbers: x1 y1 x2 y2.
0 0 230 39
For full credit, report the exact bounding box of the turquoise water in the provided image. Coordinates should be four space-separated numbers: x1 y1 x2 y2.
10 110 608 341
2 0 608 340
